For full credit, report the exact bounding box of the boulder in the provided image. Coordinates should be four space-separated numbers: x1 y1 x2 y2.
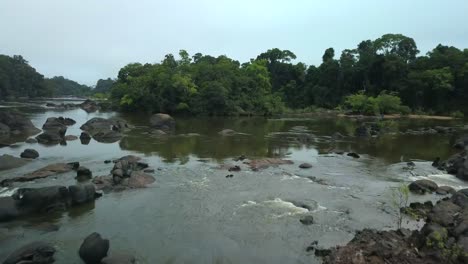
80 132 91 145
127 171 156 188
427 200 461 226
80 100 100 113
101 254 136 264
347 152 360 159
408 180 438 194
76 167 92 181
36 128 66 145
14 186 70 214
0 197 20 222
78 232 109 264
228 165 241 172
435 186 456 195
0 111 41 136
68 184 98 205
454 135 468 150
299 163 313 169
0 154 30 171
20 149 39 159
299 215 314 225
149 113 175 131
3 241 55 264
42 117 68 131
80 118 128 142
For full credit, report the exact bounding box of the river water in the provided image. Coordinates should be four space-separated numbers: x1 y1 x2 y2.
0 100 467 263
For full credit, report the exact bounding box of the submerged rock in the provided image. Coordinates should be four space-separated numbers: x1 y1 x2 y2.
20 148 39 159
79 232 109 264
3 241 56 264
299 215 314 225
0 154 30 171
150 113 175 131
247 158 293 171
1 162 78 186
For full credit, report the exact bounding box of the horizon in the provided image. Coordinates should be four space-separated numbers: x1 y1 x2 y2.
1 0 468 86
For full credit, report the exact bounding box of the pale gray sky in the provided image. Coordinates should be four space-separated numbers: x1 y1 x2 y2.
1 0 467 85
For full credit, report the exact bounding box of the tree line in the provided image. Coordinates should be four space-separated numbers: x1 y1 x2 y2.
1 33 468 116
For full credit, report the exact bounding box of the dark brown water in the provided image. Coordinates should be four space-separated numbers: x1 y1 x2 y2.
0 100 467 263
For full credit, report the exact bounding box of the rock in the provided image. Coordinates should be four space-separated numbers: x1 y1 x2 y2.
14 186 70 214
454 135 468 150
78 232 109 264
80 118 128 142
0 154 30 171
436 186 456 195
151 129 167 136
408 179 438 194
143 169 155 173
76 167 92 181
0 111 41 136
3 241 55 264
299 215 314 225
80 132 91 145
233 155 246 162
428 200 461 226
42 117 67 131
1 162 77 186
0 197 20 222
218 129 237 136
432 157 441 167
80 100 100 113
101 254 136 264
20 149 39 159
104 160 112 164
346 152 360 159
64 135 78 141
247 158 293 171
299 163 312 169
402 201 433 219
68 184 98 205
355 125 369 137
36 128 66 145
112 169 124 178
0 122 10 136
127 171 156 188
228 165 241 172
331 132 345 140
92 130 122 143
25 138 38 144
149 113 175 131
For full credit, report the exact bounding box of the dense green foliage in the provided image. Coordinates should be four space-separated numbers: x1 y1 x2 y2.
94 78 115 94
0 55 51 98
44 76 91 96
110 34 468 115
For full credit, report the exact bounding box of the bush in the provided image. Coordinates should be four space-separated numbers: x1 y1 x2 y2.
375 92 403 114
450 110 464 118
344 91 378 115
344 91 408 115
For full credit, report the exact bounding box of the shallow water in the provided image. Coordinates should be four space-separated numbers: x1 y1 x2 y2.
0 100 467 263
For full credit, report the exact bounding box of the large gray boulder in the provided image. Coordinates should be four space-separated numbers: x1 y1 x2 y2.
3 241 55 264
79 233 109 264
20 149 39 159
14 186 70 214
150 113 175 131
80 118 128 143
0 154 30 171
0 111 40 136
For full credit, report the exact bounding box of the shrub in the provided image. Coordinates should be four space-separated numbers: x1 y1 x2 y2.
375 92 403 114
450 110 464 119
344 91 408 115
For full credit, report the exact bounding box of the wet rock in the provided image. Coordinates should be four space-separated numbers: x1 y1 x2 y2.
64 135 78 141
36 128 66 145
233 155 246 161
143 169 155 173
432 157 441 167
355 125 369 137
80 132 91 145
0 111 41 137
0 197 19 222
1 162 78 186
428 200 461 226
104 160 112 164
25 138 38 144
225 174 233 178
299 215 314 225
150 113 175 131
436 186 456 195
218 129 237 136
15 186 70 214
80 118 128 143
0 122 10 136
247 158 293 171
101 254 136 264
346 152 360 159
69 184 99 205
408 179 438 194
79 232 109 264
402 201 433 219
80 99 100 113
127 171 156 188
299 163 312 169
20 148 39 159
76 167 92 181
3 241 55 264
0 154 30 171
228 165 241 172
454 135 468 150
42 117 68 130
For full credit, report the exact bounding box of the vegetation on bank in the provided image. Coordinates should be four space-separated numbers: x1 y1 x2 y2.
1 33 468 117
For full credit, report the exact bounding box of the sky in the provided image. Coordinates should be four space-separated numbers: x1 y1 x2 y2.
1 0 467 86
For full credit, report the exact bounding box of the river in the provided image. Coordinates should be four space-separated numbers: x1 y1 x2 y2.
0 100 467 263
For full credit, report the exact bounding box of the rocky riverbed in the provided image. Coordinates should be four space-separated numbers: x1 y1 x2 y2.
0 100 468 263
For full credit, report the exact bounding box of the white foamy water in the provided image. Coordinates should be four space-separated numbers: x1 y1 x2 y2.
0 187 18 197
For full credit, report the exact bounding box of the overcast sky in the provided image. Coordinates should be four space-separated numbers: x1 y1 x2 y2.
1 0 467 86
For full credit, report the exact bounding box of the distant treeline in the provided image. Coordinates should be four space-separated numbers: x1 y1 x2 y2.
2 33 468 115
0 55 114 98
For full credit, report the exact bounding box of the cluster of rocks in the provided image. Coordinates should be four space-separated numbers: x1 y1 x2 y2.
434 135 468 181
3 232 135 264
46 102 79 110
80 117 129 143
36 117 77 145
318 188 468 263
92 156 155 192
408 179 455 195
45 99 101 113
80 99 100 113
0 184 100 222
